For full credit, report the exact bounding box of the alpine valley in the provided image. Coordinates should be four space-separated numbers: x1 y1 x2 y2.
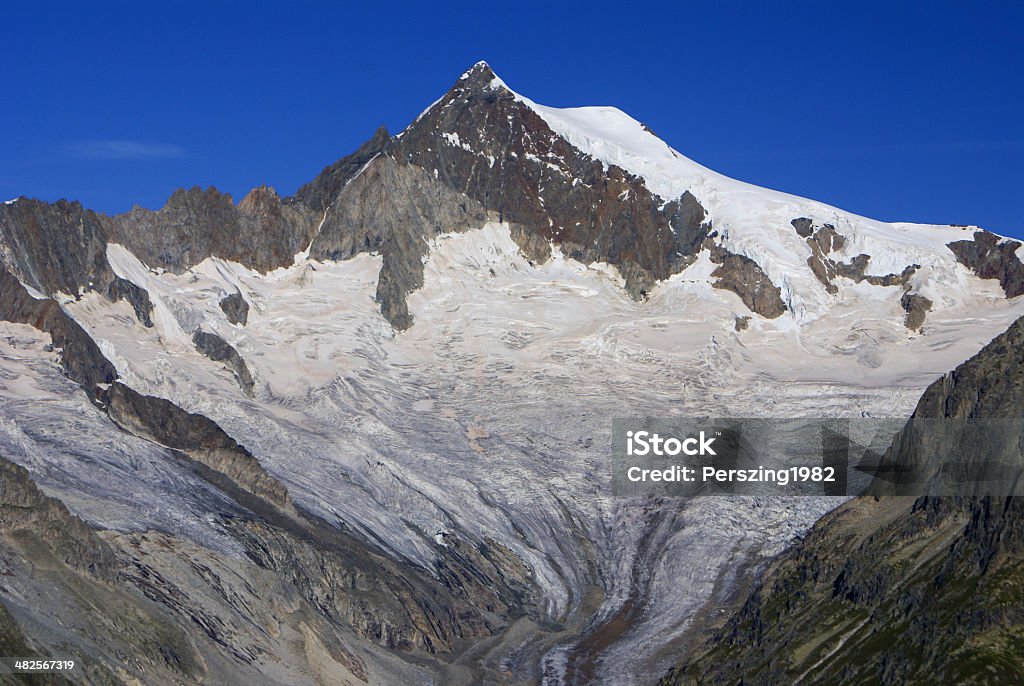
1 62 1023 685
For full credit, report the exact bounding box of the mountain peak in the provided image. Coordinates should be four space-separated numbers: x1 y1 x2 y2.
455 60 508 92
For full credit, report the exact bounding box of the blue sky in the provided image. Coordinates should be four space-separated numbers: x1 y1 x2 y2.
3 1 1021 236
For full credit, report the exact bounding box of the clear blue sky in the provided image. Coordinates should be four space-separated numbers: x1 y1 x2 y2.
3 1 1021 236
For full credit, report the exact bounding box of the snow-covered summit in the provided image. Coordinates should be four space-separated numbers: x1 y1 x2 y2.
397 62 1023 329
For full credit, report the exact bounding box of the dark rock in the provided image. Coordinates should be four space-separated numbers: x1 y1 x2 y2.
947 230 1024 298
735 315 751 331
666 191 711 258
101 382 291 509
192 329 254 395
106 185 318 274
833 255 918 287
790 217 814 238
392 62 707 301
0 198 113 296
218 291 249 326
798 219 914 296
107 276 154 327
900 291 932 331
807 223 845 254
909 315 1024 421
0 199 159 327
291 126 393 213
707 243 787 318
806 252 838 294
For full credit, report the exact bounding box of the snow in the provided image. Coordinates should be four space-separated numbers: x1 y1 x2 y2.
17 280 48 300
469 72 1020 326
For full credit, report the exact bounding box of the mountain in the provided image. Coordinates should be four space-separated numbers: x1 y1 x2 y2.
1 62 1023 685
660 315 1024 685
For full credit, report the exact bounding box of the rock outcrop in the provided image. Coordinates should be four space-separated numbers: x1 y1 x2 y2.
291 125 393 213
901 291 932 331
0 199 112 296
192 329 255 395
101 381 290 509
948 230 1024 298
218 291 249 326
708 243 787 318
0 456 117 580
794 217 918 296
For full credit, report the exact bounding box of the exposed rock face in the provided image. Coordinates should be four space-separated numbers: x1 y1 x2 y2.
393 62 709 300
0 199 158 334
192 329 254 395
834 256 917 287
309 155 491 328
106 186 318 273
795 217 917 295
948 230 1024 298
218 290 249 325
286 64 726 325
101 381 289 509
661 315 1024 685
905 315 1024 421
708 243 787 318
288 63 720 326
222 517 511 655
0 198 112 296
107 276 154 327
291 125 393 213
790 217 815 238
0 456 117 580
901 291 932 331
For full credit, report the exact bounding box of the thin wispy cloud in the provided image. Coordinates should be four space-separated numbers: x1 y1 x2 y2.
69 139 188 160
